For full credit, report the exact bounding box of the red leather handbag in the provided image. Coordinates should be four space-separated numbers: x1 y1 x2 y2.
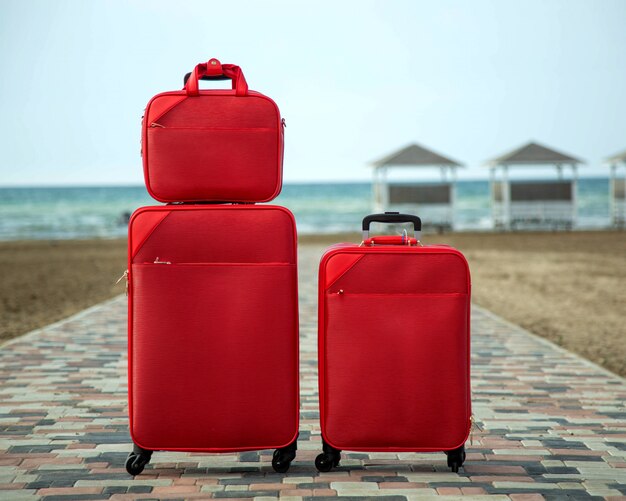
141 59 285 203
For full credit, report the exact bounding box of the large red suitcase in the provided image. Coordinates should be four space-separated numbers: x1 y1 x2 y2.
316 213 471 472
125 204 299 473
141 58 284 204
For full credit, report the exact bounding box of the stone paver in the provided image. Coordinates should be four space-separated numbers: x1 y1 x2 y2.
0 244 625 499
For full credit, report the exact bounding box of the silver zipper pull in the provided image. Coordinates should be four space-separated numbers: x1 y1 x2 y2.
150 122 165 128
469 414 481 445
153 257 171 264
116 270 129 296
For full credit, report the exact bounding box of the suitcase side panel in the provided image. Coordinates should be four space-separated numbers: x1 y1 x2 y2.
318 247 471 452
128 205 298 452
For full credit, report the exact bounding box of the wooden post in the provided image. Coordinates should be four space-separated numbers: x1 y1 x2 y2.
373 166 381 213
381 166 389 211
610 163 616 227
372 166 377 212
503 165 511 231
450 166 457 231
571 163 578 229
557 164 563 180
491 166 495 226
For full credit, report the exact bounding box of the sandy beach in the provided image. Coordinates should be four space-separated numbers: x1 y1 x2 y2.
0 239 127 343
1 230 625 376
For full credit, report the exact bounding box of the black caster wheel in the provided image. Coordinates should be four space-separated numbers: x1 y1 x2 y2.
445 445 466 473
315 440 341 472
271 453 291 473
271 437 297 473
272 449 296 473
125 452 151 475
126 444 153 476
314 453 335 472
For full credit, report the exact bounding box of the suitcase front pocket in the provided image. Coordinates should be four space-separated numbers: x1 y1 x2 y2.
130 262 298 450
146 127 280 202
322 292 470 451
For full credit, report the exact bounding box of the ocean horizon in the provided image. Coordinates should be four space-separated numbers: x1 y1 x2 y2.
0 178 613 241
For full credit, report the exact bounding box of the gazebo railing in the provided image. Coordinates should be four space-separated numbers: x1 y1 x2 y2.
374 181 456 230
492 180 575 229
384 202 454 231
388 183 451 205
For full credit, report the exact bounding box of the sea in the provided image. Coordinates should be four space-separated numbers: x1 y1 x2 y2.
0 179 613 241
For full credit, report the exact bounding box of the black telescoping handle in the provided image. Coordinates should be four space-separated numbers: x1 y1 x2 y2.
362 212 422 240
183 72 231 85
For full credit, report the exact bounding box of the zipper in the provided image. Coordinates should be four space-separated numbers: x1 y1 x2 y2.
149 122 273 131
140 110 146 156
329 291 466 297
139 261 291 267
116 269 129 296
281 118 286 128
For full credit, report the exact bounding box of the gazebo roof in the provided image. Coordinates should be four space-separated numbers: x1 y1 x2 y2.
606 148 626 164
371 143 462 168
486 141 583 167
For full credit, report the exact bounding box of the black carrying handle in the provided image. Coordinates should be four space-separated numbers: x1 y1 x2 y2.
362 212 422 240
183 72 231 84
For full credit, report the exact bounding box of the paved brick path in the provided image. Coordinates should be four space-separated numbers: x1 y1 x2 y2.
1 245 625 500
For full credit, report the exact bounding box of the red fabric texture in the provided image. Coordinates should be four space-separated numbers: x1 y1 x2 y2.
128 205 299 452
318 245 471 451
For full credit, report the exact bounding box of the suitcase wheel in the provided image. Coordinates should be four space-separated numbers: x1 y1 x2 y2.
271 450 292 473
271 437 298 473
125 445 153 476
314 452 339 472
315 440 341 472
445 444 466 473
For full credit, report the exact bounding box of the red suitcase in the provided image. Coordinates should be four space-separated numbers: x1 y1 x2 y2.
316 213 471 472
125 204 299 474
141 58 285 204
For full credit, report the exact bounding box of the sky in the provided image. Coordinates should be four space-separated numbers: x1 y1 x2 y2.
0 0 625 186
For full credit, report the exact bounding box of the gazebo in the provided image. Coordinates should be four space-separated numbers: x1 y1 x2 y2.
607 149 626 227
486 141 584 230
370 143 462 231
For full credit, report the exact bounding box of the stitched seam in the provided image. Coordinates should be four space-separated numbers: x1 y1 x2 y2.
133 262 294 267
131 211 172 260
325 253 366 291
149 95 188 124
327 292 468 297
149 126 276 131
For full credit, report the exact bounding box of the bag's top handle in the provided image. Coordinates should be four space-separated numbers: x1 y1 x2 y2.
183 73 231 83
362 212 422 241
362 235 419 246
184 58 248 97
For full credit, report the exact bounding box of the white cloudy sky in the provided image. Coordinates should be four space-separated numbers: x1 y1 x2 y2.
1 0 625 185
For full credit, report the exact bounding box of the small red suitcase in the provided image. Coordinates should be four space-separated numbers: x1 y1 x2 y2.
141 58 284 204
125 204 299 474
316 213 471 472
